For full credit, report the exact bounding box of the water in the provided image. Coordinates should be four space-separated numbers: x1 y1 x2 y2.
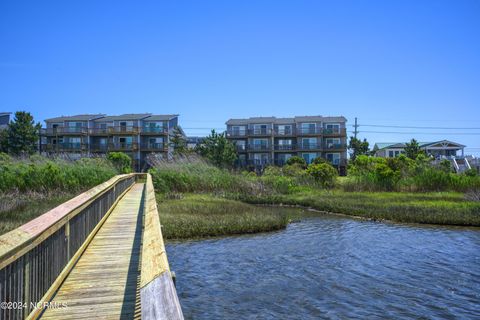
166 213 480 319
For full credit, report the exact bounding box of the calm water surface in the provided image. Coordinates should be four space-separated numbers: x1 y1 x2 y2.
166 213 480 319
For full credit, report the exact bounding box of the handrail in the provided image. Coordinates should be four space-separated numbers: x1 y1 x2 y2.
0 173 136 319
140 173 184 320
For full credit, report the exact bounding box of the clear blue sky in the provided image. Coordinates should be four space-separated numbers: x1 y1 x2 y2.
1 0 479 155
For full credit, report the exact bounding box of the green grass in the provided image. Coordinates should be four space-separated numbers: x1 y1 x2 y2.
0 192 76 235
157 193 294 239
235 190 480 226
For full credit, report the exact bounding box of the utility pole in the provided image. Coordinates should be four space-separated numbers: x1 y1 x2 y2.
353 117 359 139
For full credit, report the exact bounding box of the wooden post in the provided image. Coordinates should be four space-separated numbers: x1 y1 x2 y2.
24 258 30 319
65 220 70 260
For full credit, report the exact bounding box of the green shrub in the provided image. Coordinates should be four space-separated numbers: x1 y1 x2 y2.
306 163 338 188
107 152 132 173
286 156 307 168
464 168 478 177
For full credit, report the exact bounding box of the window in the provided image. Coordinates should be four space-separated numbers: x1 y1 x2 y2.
253 153 269 165
232 126 246 136
302 153 317 164
325 123 340 134
252 124 269 134
300 123 316 134
389 150 394 157
277 125 292 135
276 153 293 165
302 138 317 149
326 153 340 165
253 139 268 150
235 140 246 150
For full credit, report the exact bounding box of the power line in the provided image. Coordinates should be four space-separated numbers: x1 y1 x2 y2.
358 130 480 135
355 124 480 130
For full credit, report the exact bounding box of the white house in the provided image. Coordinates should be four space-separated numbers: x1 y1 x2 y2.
373 140 466 159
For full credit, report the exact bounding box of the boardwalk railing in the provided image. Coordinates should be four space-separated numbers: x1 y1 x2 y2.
0 174 136 319
140 174 183 320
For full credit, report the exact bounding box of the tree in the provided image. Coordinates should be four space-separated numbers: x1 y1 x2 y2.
348 137 370 160
2 111 41 155
404 139 423 160
306 163 338 188
107 152 132 173
196 130 237 167
286 156 307 168
170 126 188 154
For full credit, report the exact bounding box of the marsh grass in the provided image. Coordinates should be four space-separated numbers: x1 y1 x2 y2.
236 190 480 226
157 194 292 239
0 192 75 235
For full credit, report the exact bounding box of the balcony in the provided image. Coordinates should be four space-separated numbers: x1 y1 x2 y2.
249 128 272 136
226 130 247 137
323 128 346 136
42 143 86 152
274 128 295 136
297 127 322 135
247 144 272 151
323 143 347 150
140 143 167 151
141 127 167 135
298 143 321 150
108 142 138 151
90 144 109 152
247 159 272 166
274 144 296 151
89 127 111 135
235 145 247 152
109 126 140 134
328 158 348 166
44 127 88 135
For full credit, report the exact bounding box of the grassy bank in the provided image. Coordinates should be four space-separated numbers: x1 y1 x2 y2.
150 159 480 230
0 192 76 235
0 154 120 235
235 190 480 226
156 194 293 239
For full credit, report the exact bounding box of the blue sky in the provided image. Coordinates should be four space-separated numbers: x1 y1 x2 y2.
1 0 479 155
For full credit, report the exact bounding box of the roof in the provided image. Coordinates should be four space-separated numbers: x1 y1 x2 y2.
94 113 152 122
45 114 106 122
226 115 347 125
374 140 465 150
144 114 178 121
0 112 12 116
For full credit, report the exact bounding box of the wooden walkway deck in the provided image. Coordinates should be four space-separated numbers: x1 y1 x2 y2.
40 183 145 320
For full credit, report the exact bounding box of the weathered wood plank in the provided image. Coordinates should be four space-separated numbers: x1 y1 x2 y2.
40 183 144 320
140 272 183 320
140 174 184 320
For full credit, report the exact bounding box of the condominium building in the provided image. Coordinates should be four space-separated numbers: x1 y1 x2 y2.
226 116 348 174
0 112 11 130
40 113 179 171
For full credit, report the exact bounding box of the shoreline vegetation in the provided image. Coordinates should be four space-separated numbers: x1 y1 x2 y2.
0 154 121 235
1 152 479 239
150 155 480 239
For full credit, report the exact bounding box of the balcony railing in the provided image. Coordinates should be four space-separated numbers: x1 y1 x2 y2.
247 144 271 151
226 130 248 137
235 145 247 152
274 129 295 136
247 159 272 166
328 158 347 166
324 143 346 150
45 127 88 135
109 126 140 134
274 144 296 151
42 143 86 151
323 128 346 136
141 127 167 134
249 128 272 136
299 143 321 150
297 127 322 135
140 143 167 150
90 144 109 152
109 142 138 150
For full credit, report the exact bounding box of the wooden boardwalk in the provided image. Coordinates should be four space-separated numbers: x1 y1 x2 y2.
40 183 145 320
